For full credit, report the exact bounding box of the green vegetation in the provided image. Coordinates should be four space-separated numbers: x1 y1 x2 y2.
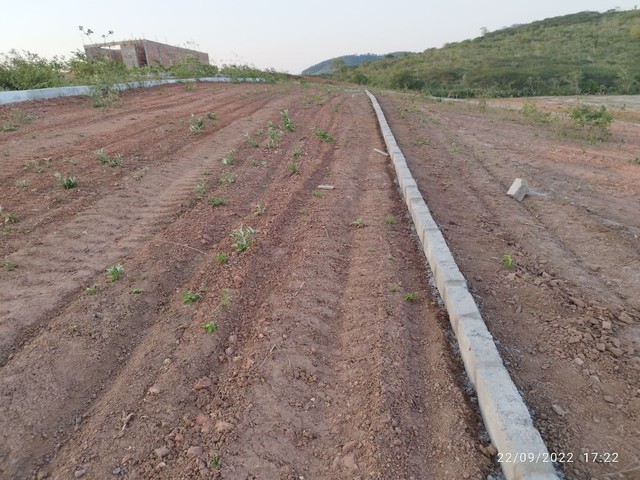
209 196 228 207
568 104 613 140
130 288 144 294
202 321 218 334
230 226 255 253
222 148 237 165
288 162 299 175
328 9 640 97
95 149 122 167
215 252 229 264
631 157 640 165
195 180 207 198
85 285 97 295
314 129 334 143
106 264 124 282
189 115 205 134
253 203 265 216
219 288 232 309
385 214 396 225
1 37 286 93
403 292 417 301
246 133 259 148
182 290 201 304
0 50 65 90
3 259 16 271
1 207 19 225
1 108 33 132
292 146 303 158
219 172 236 185
132 166 149 181
23 158 51 173
54 172 78 189
281 109 295 132
350 217 365 227
502 254 515 269
16 179 28 189
265 122 282 149
312 190 324 198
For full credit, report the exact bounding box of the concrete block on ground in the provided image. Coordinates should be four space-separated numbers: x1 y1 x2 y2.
475 365 557 479
507 178 529 202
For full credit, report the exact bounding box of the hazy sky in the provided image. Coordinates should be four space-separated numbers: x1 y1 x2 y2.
1 1 638 74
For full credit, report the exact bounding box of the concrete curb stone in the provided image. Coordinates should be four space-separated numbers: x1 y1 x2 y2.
365 89 559 480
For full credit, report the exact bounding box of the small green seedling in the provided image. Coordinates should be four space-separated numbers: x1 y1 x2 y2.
209 196 228 207
281 109 295 132
202 321 217 334
219 288 232 309
250 159 259 167
106 264 124 282
182 291 201 304
219 172 236 185
132 166 149 181
211 455 221 469
288 162 299 175
391 285 400 293
215 252 229 264
222 148 237 166
130 288 144 294
312 190 324 198
3 259 16 271
403 292 417 301
16 180 28 189
230 226 255 253
54 172 77 189
502 254 515 269
631 157 640 165
385 214 396 225
350 217 365 228
85 285 97 295
314 129 334 143
253 203 265 216
195 180 207 198
189 115 205 134
246 134 259 148
292 146 303 158
95 149 122 167
206 112 217 121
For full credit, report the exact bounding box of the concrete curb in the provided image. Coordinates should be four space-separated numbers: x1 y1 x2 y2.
0 77 265 106
365 90 559 480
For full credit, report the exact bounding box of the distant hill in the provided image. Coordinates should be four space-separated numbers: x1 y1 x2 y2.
330 9 640 97
302 53 409 76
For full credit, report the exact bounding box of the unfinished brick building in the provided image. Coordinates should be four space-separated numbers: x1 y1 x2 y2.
84 40 209 68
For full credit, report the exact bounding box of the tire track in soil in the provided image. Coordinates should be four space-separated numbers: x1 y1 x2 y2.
0 85 279 255
1 86 489 480
0 87 311 478
0 87 297 366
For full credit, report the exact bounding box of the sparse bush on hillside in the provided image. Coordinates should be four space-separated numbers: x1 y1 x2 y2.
569 104 613 141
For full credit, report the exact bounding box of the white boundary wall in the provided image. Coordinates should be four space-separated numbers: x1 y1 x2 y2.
0 77 264 106
365 90 559 480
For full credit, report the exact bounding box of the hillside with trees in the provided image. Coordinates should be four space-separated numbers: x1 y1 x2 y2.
302 53 409 76
327 9 640 97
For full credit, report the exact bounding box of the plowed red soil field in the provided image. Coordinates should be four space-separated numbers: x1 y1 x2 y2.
1 83 639 480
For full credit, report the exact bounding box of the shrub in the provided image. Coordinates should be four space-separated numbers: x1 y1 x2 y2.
0 50 66 90
569 104 613 140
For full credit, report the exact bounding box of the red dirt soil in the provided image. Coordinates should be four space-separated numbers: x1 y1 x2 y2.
1 83 489 480
376 91 640 480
